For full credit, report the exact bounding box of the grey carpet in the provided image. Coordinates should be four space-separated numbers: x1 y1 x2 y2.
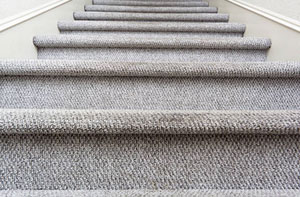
1 109 300 135
1 190 300 197
84 5 218 13
33 35 270 61
0 61 298 110
73 12 229 22
58 21 245 37
1 0 300 194
92 0 209 7
2 60 297 77
1 134 300 190
113 0 205 1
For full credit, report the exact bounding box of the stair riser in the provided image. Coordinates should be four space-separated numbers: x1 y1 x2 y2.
1 134 299 189
92 0 209 7
115 0 204 1
37 48 267 62
57 21 245 36
2 190 300 196
84 5 217 13
60 31 243 38
73 12 229 22
1 76 299 110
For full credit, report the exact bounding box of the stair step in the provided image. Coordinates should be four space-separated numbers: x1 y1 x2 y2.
106 0 206 2
1 109 300 135
1 190 299 197
1 60 300 190
102 0 205 2
1 60 297 110
0 123 299 189
33 35 271 62
92 0 209 7
84 5 217 13
73 12 229 22
58 21 245 37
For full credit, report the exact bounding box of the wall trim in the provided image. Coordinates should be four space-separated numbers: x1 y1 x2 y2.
0 0 71 32
226 0 300 32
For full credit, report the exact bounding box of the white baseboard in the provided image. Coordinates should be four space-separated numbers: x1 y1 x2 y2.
226 0 300 32
0 0 71 32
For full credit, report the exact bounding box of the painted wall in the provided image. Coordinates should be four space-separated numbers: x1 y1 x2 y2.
238 0 300 21
209 0 300 61
0 0 299 60
0 0 50 19
0 0 91 59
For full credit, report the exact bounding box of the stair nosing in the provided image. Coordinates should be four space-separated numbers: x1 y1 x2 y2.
1 109 299 135
57 21 246 33
1 60 299 78
33 35 271 50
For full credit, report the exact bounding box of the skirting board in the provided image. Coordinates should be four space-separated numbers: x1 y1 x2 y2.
0 0 71 32
226 0 300 32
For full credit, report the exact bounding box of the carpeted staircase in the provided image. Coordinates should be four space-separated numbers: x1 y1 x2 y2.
0 0 300 196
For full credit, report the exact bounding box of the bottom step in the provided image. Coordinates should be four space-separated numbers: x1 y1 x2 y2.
0 109 299 190
1 190 300 197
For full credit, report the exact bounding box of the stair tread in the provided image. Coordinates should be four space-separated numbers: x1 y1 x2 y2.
1 190 299 197
1 108 300 135
33 35 271 49
73 11 228 22
58 21 245 33
92 0 209 7
0 60 297 77
84 5 217 13
1 60 299 111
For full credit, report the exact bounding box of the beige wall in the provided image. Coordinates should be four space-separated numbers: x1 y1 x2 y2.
0 0 50 19
236 0 300 21
0 0 91 59
0 0 299 61
209 0 300 61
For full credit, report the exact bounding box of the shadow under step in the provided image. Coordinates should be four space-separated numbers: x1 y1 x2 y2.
1 60 297 110
73 12 229 22
58 21 245 37
33 35 271 62
92 0 209 7
84 5 217 13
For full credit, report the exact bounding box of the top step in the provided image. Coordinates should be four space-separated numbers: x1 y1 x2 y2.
84 5 217 13
101 0 206 2
92 0 209 7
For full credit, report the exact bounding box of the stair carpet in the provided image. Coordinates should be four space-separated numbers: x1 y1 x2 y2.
84 5 218 13
1 0 300 196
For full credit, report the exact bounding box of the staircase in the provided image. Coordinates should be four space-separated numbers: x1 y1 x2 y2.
0 0 300 196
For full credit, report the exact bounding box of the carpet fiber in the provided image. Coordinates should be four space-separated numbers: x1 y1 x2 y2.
0 0 300 195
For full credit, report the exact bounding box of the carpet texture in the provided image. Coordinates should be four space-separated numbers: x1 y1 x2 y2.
1 190 300 197
73 11 229 22
1 0 300 195
58 21 245 37
33 35 270 61
84 5 218 13
1 61 300 110
1 109 300 134
1 134 300 190
92 0 209 7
